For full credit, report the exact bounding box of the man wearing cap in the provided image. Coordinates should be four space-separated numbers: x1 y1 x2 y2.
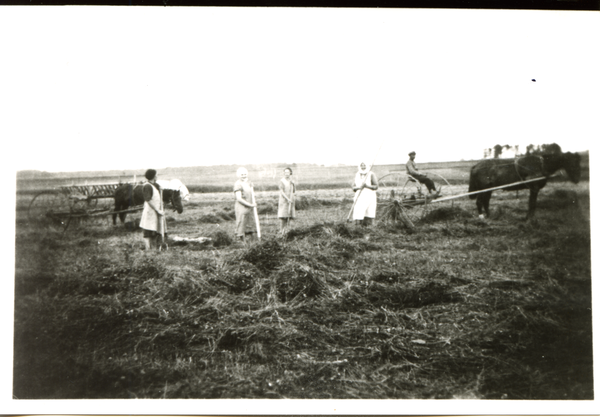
139 169 166 250
406 152 438 194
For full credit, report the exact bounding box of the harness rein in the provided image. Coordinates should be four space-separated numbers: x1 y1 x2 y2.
514 155 545 187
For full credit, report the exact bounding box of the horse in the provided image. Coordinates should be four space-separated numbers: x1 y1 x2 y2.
468 152 581 219
113 182 184 225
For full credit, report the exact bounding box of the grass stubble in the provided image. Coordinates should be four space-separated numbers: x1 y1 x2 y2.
12 183 592 399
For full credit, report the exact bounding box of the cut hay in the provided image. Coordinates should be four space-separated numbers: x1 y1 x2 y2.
294 196 341 210
197 214 222 224
13 179 593 400
421 206 473 223
273 261 328 302
285 222 336 240
241 239 284 272
378 199 416 230
285 222 365 241
210 261 260 294
353 280 462 309
209 230 233 248
257 203 277 215
537 189 580 210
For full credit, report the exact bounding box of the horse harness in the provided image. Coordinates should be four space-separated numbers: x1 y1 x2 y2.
514 155 545 187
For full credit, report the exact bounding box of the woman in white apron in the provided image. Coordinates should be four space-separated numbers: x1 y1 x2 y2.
352 162 378 227
139 169 165 250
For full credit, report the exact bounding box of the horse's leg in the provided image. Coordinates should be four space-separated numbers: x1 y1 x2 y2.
526 187 540 220
476 195 484 216
113 200 120 225
482 192 492 217
113 202 127 224
477 192 492 218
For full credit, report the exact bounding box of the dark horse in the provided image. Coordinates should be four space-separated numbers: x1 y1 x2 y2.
113 183 184 225
468 152 581 219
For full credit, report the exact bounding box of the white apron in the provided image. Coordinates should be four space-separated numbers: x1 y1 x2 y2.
353 171 377 220
140 182 166 235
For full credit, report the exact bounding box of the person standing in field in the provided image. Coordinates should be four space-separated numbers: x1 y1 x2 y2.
139 169 165 250
352 162 378 227
406 151 438 194
234 167 257 243
277 167 296 234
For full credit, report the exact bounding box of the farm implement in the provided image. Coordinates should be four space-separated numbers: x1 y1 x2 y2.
377 170 553 228
28 182 144 231
377 171 453 228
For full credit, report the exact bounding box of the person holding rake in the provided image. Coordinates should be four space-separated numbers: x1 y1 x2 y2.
352 162 379 227
277 167 296 234
139 169 166 250
234 167 258 243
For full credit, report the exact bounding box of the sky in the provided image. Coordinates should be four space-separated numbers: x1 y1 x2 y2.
1 8 598 173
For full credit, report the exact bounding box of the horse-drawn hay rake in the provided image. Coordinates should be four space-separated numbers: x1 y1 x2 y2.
28 182 144 231
376 167 571 228
377 171 453 227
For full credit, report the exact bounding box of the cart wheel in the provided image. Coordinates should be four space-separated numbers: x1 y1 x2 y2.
379 172 423 200
28 191 71 228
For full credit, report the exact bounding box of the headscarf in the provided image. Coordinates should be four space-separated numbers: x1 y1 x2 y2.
355 163 372 187
357 163 370 175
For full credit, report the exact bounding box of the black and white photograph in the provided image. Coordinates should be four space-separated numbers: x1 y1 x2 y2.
1 5 598 415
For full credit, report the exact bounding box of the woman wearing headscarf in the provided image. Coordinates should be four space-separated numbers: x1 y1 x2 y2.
139 169 166 250
277 167 296 234
234 167 257 242
352 162 378 226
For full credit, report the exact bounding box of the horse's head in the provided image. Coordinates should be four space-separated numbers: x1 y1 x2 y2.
170 190 184 214
563 152 582 184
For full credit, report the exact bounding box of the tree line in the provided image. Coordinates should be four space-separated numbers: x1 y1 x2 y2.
483 143 563 159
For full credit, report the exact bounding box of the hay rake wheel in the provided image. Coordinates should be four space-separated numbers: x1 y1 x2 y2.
27 188 104 231
27 190 74 230
379 172 424 200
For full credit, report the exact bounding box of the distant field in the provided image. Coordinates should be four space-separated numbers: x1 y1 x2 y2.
15 153 589 195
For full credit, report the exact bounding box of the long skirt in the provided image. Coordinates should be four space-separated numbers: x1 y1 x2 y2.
235 202 257 236
353 188 376 220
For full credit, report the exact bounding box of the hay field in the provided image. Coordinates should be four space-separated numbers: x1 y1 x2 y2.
13 180 592 399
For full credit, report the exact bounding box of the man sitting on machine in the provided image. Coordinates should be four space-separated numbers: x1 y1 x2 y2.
406 151 440 195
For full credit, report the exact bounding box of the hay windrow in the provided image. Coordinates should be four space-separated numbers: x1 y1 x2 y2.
421 206 474 223
209 230 233 248
239 239 284 272
285 222 365 241
272 261 329 303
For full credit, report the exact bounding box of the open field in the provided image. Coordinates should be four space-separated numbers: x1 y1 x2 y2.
13 178 592 399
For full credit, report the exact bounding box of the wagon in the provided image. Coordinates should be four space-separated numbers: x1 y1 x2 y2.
27 182 144 231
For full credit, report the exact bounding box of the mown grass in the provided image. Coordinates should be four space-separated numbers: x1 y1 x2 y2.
13 182 592 399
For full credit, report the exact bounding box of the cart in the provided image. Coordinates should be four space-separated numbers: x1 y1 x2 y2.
27 182 144 231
